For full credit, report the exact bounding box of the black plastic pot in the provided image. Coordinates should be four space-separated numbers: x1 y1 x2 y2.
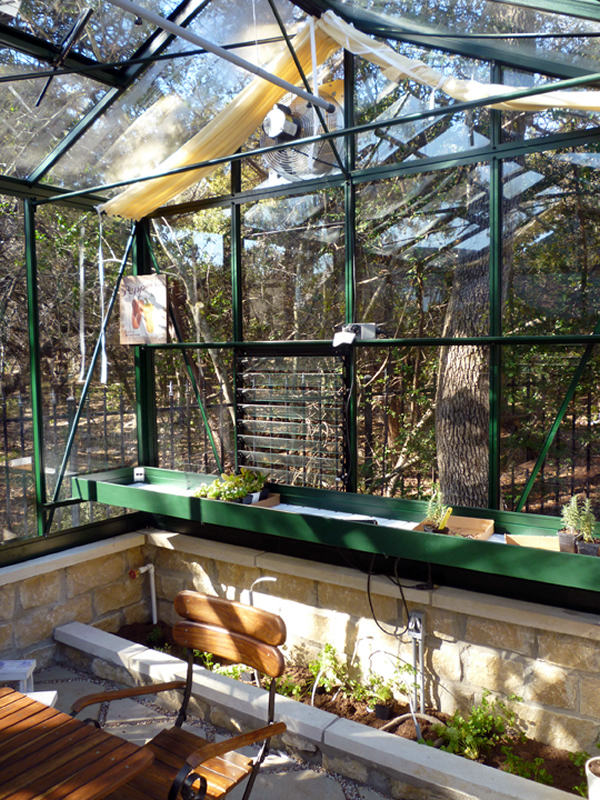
576 539 600 557
374 703 394 720
557 529 580 553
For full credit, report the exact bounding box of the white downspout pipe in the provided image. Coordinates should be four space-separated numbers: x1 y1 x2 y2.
133 564 157 625
105 0 335 114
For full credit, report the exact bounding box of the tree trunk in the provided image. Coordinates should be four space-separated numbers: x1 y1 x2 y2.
435 250 490 509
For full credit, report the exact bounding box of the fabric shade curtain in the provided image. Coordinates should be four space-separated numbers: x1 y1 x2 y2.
99 23 339 219
101 10 600 219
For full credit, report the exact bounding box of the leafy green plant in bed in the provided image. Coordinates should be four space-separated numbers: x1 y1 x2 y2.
434 690 521 761
501 746 553 785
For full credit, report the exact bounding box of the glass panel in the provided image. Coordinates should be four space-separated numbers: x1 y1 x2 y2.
503 146 600 336
242 188 345 340
46 0 304 191
356 345 437 498
154 349 232 474
0 50 106 178
1 1 180 62
355 48 491 170
340 0 600 72
150 209 232 342
34 207 138 535
0 196 34 539
502 69 600 141
356 164 490 338
501 346 600 516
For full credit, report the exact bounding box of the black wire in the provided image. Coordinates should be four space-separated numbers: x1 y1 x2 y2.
366 553 410 638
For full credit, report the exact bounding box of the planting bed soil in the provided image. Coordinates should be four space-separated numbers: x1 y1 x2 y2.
117 620 587 795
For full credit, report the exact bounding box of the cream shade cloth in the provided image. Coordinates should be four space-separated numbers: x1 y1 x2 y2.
318 11 600 113
101 10 600 219
99 23 339 219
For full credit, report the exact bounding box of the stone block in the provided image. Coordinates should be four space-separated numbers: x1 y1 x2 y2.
27 642 56 671
354 614 406 651
94 612 125 633
322 752 369 783
538 631 600 673
465 616 535 657
523 661 577 711
283 605 351 657
93 578 143 616
390 779 456 800
91 657 135 686
463 646 525 696
427 607 462 643
15 606 56 649
53 594 93 629
580 675 600 718
155 548 197 575
429 639 463 684
0 623 12 653
158 573 196 601
516 703 600 752
282 731 318 753
0 585 15 621
216 561 261 595
19 572 61 610
66 554 125 598
126 547 147 571
124 601 152 626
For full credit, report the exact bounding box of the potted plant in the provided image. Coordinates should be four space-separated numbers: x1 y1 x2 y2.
419 483 453 533
194 470 268 503
575 497 599 556
586 755 600 799
558 495 583 553
414 484 494 539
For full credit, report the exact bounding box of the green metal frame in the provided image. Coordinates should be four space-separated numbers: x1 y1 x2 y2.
70 466 600 602
133 221 159 468
4 1 600 599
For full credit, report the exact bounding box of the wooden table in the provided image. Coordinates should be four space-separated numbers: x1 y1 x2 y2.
0 686 154 800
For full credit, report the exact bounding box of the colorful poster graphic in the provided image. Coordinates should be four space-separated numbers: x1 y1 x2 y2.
120 275 168 345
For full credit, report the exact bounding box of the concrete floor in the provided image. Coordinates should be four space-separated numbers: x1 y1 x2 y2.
33 664 396 800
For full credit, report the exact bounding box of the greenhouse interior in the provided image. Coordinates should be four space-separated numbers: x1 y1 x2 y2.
5 2 600 798
3 0 600 605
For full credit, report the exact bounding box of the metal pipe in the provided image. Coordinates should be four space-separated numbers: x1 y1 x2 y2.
136 564 158 624
105 0 335 113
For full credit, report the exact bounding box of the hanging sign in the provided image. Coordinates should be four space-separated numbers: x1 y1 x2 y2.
120 274 168 345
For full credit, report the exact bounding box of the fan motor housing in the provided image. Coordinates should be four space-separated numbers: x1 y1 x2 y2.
259 83 344 181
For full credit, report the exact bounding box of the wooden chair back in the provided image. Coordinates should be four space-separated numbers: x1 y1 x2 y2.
173 591 286 678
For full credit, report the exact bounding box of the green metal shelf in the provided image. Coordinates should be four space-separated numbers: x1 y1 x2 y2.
71 467 600 596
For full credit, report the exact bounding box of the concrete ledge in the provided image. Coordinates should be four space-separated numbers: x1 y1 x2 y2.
0 533 146 586
54 621 574 800
145 529 600 638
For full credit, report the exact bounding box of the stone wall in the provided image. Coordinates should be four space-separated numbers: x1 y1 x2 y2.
3 526 600 754
147 530 600 754
0 533 150 670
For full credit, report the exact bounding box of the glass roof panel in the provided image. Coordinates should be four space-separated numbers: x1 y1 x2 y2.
338 0 600 74
44 0 305 192
0 0 182 62
0 48 105 178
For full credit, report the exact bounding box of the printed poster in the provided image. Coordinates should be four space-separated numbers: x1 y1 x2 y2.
120 275 168 345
